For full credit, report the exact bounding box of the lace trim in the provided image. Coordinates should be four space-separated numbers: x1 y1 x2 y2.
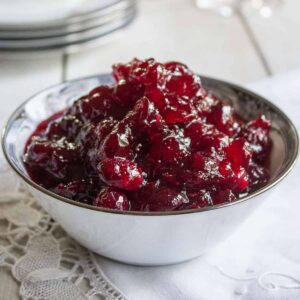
0 186 127 300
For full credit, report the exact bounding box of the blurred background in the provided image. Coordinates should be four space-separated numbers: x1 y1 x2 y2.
0 0 298 129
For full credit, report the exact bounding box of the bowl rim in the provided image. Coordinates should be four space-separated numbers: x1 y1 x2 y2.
2 74 299 216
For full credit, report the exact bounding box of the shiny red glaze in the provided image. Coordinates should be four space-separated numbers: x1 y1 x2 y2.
24 58 271 211
93 187 129 210
97 158 143 191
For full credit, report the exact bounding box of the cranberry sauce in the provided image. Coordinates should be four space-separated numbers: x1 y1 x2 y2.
24 58 271 211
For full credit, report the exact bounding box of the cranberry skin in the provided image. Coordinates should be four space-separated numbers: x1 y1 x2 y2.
113 58 167 87
225 138 252 170
186 190 213 208
149 134 190 167
213 189 236 205
187 187 236 208
166 72 201 99
190 152 206 170
94 118 118 144
25 139 78 179
129 181 158 210
147 87 197 124
77 86 117 122
99 97 162 160
192 93 218 117
114 79 144 108
184 121 228 151
33 111 64 136
164 61 202 97
206 102 240 136
77 118 117 156
241 115 271 158
180 154 243 191
45 114 83 141
164 61 189 71
75 122 96 155
51 179 92 204
153 92 196 124
248 161 269 188
93 187 129 210
143 187 189 211
233 166 249 192
97 158 143 191
112 62 131 82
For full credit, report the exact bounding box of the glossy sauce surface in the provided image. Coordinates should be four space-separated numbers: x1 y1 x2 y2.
24 58 271 211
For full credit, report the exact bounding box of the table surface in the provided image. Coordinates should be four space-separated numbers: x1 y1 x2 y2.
0 0 300 299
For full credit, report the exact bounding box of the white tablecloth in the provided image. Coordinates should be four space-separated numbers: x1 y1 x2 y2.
93 69 300 300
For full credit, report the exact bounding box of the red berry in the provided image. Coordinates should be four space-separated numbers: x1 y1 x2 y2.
213 189 236 205
186 190 213 208
25 139 78 179
93 187 129 210
114 79 144 108
51 179 93 204
45 114 82 140
113 58 167 87
233 166 249 192
148 133 190 167
184 121 228 151
248 161 269 187
99 97 161 160
143 186 189 211
206 102 240 136
225 138 252 170
97 158 143 191
79 86 117 122
241 115 271 159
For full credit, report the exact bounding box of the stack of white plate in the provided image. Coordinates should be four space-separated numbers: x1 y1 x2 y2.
0 0 136 53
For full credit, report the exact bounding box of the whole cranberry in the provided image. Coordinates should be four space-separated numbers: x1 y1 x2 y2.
99 97 161 160
148 131 190 167
79 86 117 122
135 58 167 87
93 187 129 210
241 115 271 159
232 166 249 193
38 111 64 132
184 121 228 151
25 139 78 179
165 72 202 98
206 102 240 136
186 190 213 208
97 158 143 191
158 93 196 124
143 186 189 211
164 61 189 73
190 152 206 170
225 138 252 170
248 161 269 187
114 79 144 108
45 114 82 141
51 179 92 204
212 189 236 205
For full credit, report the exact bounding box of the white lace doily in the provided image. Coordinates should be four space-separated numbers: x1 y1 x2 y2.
0 159 127 300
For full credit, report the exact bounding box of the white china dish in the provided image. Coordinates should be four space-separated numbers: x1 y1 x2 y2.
2 74 298 265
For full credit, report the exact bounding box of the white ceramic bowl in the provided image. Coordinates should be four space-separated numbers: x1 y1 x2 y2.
2 74 298 266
